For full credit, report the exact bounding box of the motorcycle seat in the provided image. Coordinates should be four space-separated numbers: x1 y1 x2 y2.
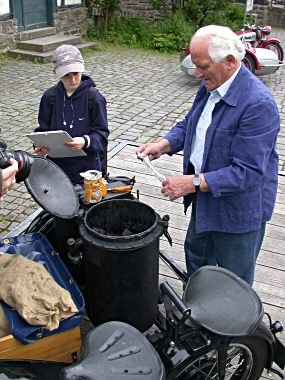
60 321 165 380
182 266 263 337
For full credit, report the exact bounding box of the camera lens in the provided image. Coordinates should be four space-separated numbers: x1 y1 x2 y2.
12 151 34 183
0 139 34 183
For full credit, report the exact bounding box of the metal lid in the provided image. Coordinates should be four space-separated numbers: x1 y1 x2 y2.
25 156 79 219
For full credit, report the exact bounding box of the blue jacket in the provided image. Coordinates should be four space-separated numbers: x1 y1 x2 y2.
165 65 279 234
36 75 109 183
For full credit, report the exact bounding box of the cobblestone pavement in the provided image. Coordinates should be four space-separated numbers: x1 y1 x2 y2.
1 27 285 237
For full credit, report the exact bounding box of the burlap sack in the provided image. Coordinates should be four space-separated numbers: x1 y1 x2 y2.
0 254 78 331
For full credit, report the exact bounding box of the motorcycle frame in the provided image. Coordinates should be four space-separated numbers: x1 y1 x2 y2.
1 230 284 379
150 278 232 379
157 250 285 378
257 37 281 49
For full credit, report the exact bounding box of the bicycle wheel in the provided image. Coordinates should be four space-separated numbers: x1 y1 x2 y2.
265 43 284 61
178 336 268 380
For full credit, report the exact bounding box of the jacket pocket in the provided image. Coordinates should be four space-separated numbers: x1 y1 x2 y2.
207 127 237 167
221 190 262 230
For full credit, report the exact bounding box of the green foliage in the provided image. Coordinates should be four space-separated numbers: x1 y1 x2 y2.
149 0 185 14
87 12 194 53
86 0 246 53
149 0 246 30
183 0 226 28
245 13 257 25
86 0 121 18
87 17 149 46
86 0 121 33
0 54 9 61
152 11 195 52
152 33 179 52
205 3 245 31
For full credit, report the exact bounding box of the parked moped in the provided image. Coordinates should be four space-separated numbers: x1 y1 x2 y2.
236 24 283 61
180 24 285 77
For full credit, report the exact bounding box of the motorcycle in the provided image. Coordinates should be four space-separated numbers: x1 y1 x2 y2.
236 24 283 61
180 24 285 77
0 155 284 379
0 251 285 379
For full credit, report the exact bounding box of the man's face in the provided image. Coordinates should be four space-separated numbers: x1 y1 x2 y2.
60 72 82 93
190 39 234 91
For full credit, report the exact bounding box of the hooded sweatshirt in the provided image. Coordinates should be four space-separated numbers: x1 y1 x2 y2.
36 75 109 183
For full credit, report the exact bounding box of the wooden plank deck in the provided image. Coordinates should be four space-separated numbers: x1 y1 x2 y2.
4 141 284 377
106 141 285 379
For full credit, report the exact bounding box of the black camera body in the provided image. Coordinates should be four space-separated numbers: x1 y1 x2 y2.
0 139 34 183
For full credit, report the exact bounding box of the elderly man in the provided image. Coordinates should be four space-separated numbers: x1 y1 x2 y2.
137 25 280 285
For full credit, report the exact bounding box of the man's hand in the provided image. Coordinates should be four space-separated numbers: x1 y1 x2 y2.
64 137 85 151
161 174 209 201
161 175 194 201
136 139 171 161
0 158 18 202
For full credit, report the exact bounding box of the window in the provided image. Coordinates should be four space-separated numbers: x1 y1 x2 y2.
271 0 285 5
0 0 10 16
57 0 83 6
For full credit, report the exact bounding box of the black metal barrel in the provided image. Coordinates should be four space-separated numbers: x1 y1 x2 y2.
79 199 167 332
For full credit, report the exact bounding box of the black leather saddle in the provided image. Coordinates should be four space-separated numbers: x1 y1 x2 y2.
61 321 165 380
182 265 264 336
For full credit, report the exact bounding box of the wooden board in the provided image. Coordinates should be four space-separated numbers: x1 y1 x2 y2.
0 326 81 363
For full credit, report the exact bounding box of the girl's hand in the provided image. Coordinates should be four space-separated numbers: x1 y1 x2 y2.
34 145 49 157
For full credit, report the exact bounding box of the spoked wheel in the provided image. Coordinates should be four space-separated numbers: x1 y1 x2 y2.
265 42 284 61
242 53 256 74
178 337 268 379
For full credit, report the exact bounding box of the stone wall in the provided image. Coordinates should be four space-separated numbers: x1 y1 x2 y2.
54 6 90 35
0 6 89 53
117 0 159 20
117 0 285 27
254 4 285 26
0 18 18 52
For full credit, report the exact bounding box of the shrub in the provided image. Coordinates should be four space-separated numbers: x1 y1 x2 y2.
86 12 195 53
86 1 246 53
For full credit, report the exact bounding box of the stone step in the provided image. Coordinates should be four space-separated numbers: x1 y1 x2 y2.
16 34 83 53
7 41 95 63
15 27 56 42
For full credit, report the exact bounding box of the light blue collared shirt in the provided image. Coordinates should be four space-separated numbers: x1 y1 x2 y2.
190 65 241 174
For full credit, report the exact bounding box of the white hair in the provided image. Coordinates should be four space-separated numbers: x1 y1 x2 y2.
191 25 245 62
